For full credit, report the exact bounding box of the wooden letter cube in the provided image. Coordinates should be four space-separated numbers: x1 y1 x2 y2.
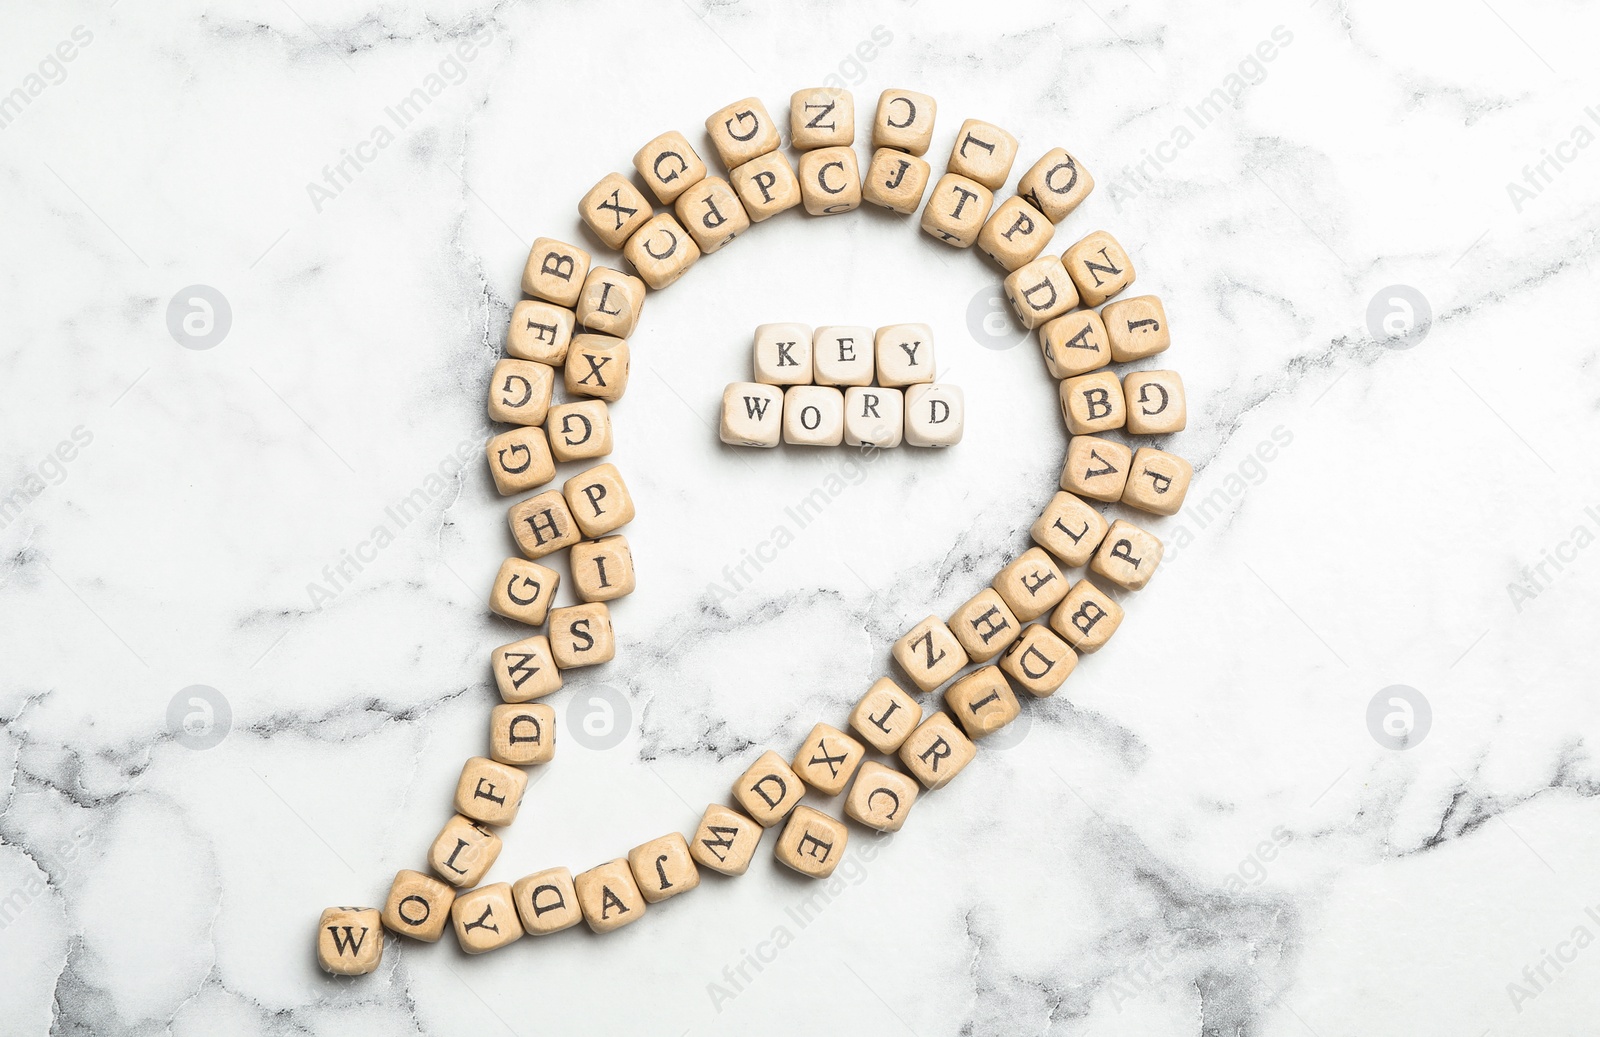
453 756 528 827
1031 490 1110 567
849 677 923 754
791 722 866 797
920 173 992 247
1060 368 1126 434
563 463 634 538
429 814 502 888
547 399 614 462
790 87 854 149
874 323 934 387
844 761 919 833
578 172 651 250
1123 370 1186 435
690 803 764 877
673 177 749 255
512 866 582 935
1049 579 1125 653
732 749 806 826
565 333 630 402
490 634 562 702
508 489 579 559
1062 230 1136 307
1018 147 1095 222
729 150 802 222
1060 435 1132 503
451 882 523 954
487 358 554 426
947 119 1019 190
705 96 780 169
624 213 702 290
575 859 646 934
633 130 708 205
892 614 969 692
1003 254 1079 330
862 147 931 213
1105 295 1170 361
506 300 574 365
571 535 635 602
945 665 1022 740
993 546 1069 621
898 712 977 790
904 383 964 447
381 869 455 943
1039 309 1110 379
521 237 591 307
775 806 849 879
317 907 383 975
548 602 615 669
999 623 1077 697
629 832 700 904
978 196 1054 271
844 386 903 449
1121 447 1193 516
948 587 1021 662
798 146 862 215
754 322 814 384
485 426 554 496
872 89 937 155
782 385 845 446
575 267 645 338
813 325 874 386
1091 518 1164 591
489 702 556 766
721 382 785 448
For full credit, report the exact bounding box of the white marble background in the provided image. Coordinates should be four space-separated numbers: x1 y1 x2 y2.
2 0 1597 1033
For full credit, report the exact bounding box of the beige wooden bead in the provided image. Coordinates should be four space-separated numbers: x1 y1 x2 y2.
849 677 923 754
798 146 862 215
1017 147 1094 222
548 602 615 669
547 399 614 462
872 89 937 155
873 323 934 387
673 176 749 255
488 702 556 766
732 749 806 826
1003 254 1079 330
576 859 646 934
843 386 903 449
453 756 528 827
791 722 866 797
782 385 844 446
844 760 919 833
1062 230 1136 307
1091 518 1164 591
948 586 1021 662
506 300 574 365
381 869 456 943
429 814 502 888
920 173 993 247
945 665 1022 740
891 614 969 692
487 358 554 426
978 196 1054 271
1121 447 1193 516
316 906 383 975
1123 370 1186 435
1049 578 1124 653
1031 490 1110 567
1105 295 1170 362
862 147 931 213
898 712 977 790
572 535 635 602
1059 435 1132 503
623 213 701 290
754 322 814 384
512 866 582 935
490 634 562 702
689 803 764 877
993 546 1069 622
628 833 700 904
790 87 854 149
563 462 633 538
948 119 1019 190
508 489 580 559
721 382 785 448
774 805 849 879
521 237 591 307
633 130 708 205
451 882 523 954
999 623 1077 697
705 96 781 169
1038 308 1110 379
813 325 874 386
575 267 645 338
729 150 802 222
485 426 554 496
577 173 651 250
565 333 631 402
1060 368 1127 435
904 383 964 448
